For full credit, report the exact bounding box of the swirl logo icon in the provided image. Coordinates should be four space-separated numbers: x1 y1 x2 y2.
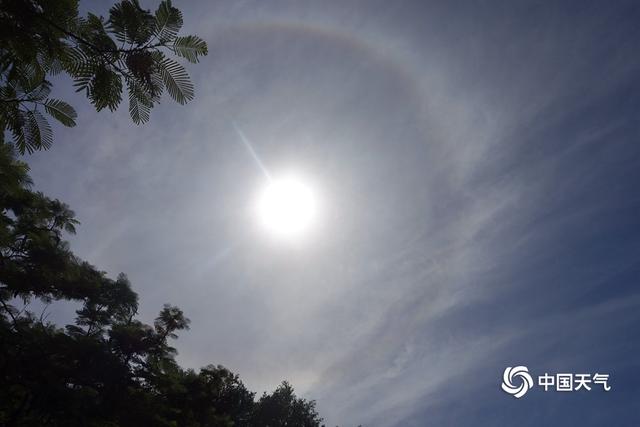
502 366 534 398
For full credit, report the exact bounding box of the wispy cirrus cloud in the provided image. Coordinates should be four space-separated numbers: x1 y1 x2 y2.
24 1 640 426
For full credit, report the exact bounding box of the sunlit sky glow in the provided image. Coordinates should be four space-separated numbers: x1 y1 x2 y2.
257 174 318 241
25 1 640 426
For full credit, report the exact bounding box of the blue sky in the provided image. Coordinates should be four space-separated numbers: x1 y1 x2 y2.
24 1 640 425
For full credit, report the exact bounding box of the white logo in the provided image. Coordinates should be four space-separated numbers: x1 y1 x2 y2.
502 366 534 398
501 366 611 398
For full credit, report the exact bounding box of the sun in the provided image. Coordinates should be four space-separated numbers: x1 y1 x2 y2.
257 174 317 240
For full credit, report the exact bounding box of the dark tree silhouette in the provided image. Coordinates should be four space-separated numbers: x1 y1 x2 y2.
0 1 338 425
0 144 328 426
253 381 324 427
0 0 208 153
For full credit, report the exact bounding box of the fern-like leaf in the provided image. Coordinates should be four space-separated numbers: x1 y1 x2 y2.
154 0 183 42
172 36 208 63
15 110 53 154
10 112 28 155
44 99 77 127
48 58 64 76
127 79 152 124
108 0 154 45
89 66 123 111
157 57 193 105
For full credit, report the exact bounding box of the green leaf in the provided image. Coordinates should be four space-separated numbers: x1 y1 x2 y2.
157 57 193 105
30 110 53 152
108 0 154 45
172 35 208 63
89 65 123 111
44 99 77 127
63 47 100 96
14 110 53 154
127 79 152 124
48 58 64 76
11 113 28 155
28 81 52 102
154 0 183 42
60 46 92 76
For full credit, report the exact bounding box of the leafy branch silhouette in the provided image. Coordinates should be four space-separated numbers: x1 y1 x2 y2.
0 0 208 154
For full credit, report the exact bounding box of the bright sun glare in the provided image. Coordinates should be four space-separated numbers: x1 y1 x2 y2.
257 174 317 240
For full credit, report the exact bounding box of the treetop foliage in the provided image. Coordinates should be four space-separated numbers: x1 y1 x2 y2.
0 143 327 426
0 0 208 154
0 1 337 425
